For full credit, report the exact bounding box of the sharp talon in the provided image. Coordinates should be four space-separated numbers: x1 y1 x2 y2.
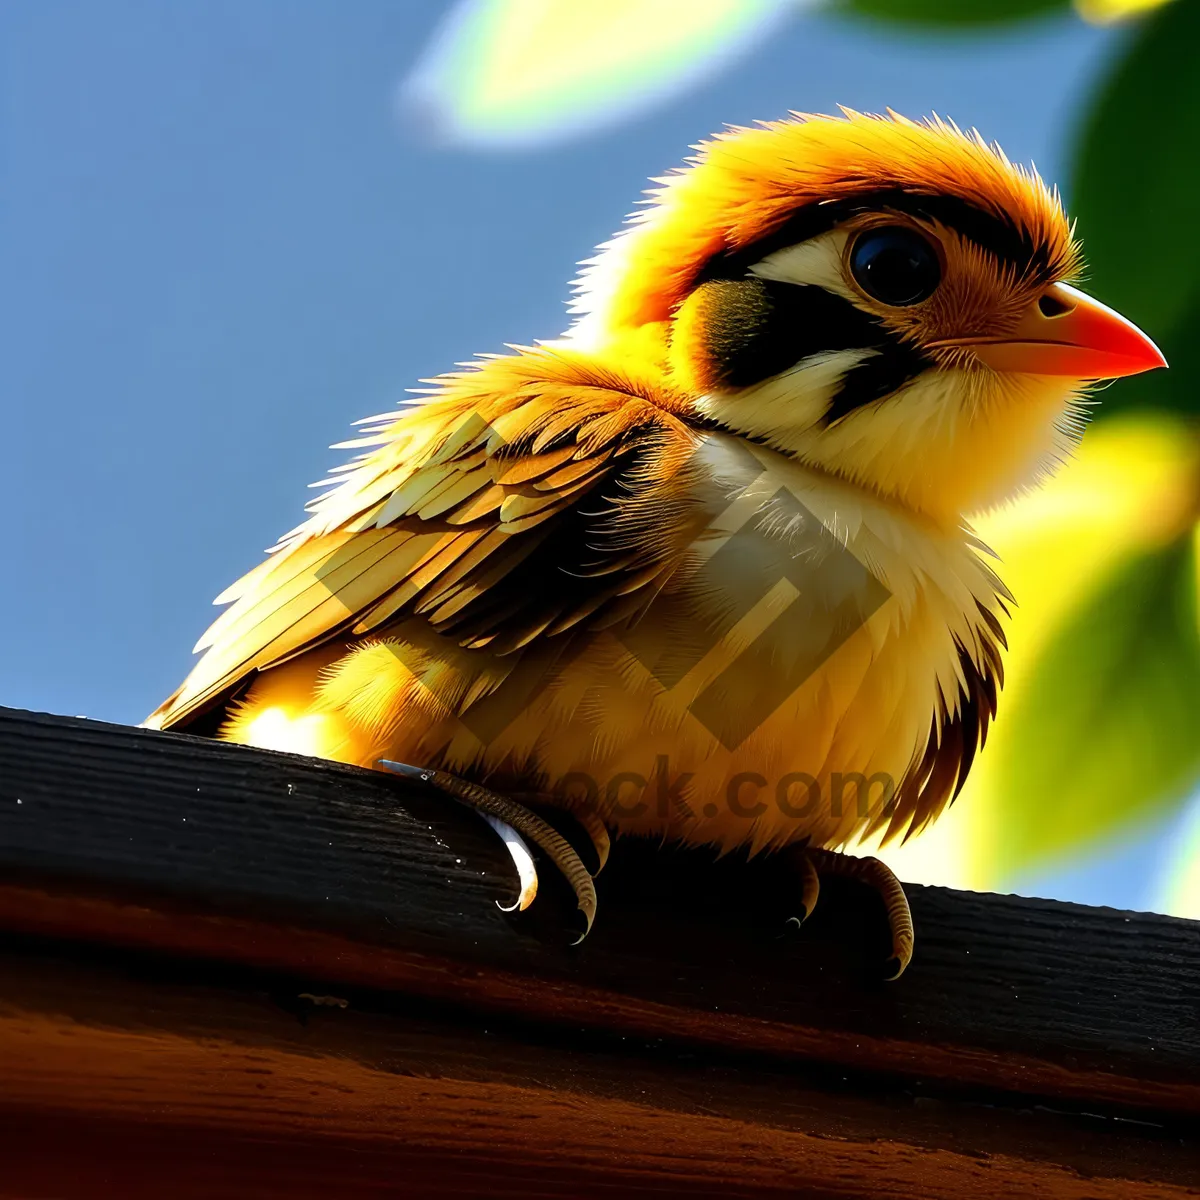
806 849 914 981
884 943 913 980
512 792 609 877
572 893 597 945
379 761 599 938
785 911 806 934
594 832 611 875
573 806 611 875
786 846 821 931
481 814 538 912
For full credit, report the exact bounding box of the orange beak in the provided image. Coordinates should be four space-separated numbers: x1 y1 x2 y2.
935 283 1167 379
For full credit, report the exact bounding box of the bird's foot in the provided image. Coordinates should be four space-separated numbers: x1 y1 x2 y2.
510 792 610 876
378 762 599 941
785 846 914 980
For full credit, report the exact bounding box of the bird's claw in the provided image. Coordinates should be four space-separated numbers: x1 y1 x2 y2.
573 804 612 875
786 846 914 979
378 760 597 939
479 813 538 912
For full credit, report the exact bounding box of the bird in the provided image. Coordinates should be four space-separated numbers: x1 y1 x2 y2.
145 110 1165 977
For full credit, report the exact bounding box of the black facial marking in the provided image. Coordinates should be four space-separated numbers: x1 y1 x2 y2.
694 275 934 420
695 188 1055 288
686 188 1031 424
697 277 894 389
824 339 932 425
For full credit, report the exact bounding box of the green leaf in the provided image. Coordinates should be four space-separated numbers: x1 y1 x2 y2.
992 531 1200 876
835 0 1068 28
1072 0 1200 414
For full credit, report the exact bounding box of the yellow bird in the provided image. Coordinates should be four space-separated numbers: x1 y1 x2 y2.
146 111 1164 976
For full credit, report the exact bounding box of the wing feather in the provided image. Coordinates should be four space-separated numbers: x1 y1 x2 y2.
147 347 698 731
495 445 578 485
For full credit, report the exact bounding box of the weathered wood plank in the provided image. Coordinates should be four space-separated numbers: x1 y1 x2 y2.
1 946 1197 1199
3 706 1198 1115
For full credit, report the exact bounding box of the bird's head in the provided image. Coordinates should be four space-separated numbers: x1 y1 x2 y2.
567 111 1165 524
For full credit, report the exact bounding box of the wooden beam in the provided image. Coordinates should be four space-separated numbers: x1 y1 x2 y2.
2 706 1198 1197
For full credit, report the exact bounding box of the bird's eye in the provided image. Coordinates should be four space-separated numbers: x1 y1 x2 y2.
849 227 941 307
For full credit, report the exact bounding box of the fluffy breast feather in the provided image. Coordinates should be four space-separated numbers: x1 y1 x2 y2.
349 432 1008 855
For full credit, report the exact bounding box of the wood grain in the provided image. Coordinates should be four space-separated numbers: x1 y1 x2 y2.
2 706 1199 1197
1 950 1197 1199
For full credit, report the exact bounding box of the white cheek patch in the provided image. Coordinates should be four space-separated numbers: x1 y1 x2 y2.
750 230 857 303
695 347 878 454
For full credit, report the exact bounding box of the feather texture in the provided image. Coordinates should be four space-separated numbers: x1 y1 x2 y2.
147 347 699 732
146 110 1092 858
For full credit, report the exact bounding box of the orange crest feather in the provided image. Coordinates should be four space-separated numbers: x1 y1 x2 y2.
570 110 1078 344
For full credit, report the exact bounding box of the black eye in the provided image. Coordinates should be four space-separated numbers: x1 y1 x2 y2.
849 227 941 307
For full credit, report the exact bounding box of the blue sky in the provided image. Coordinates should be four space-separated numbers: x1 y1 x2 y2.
5 1 1146 900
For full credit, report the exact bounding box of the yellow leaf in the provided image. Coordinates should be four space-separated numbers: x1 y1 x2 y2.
1076 0 1175 23
401 0 801 149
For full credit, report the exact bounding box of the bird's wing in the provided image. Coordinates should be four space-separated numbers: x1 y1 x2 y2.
146 347 702 731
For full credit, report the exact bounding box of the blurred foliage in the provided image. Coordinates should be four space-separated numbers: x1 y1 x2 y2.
1160 753 1200 911
992 533 1200 873
404 0 1179 149
1072 0 1200 415
1076 0 1176 20
838 0 1068 28
958 415 1200 884
840 0 1174 25
401 0 800 148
